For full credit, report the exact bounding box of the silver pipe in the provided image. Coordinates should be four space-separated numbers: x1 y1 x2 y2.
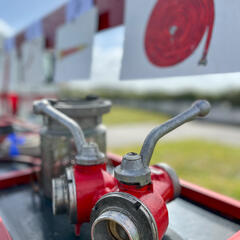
140 100 211 167
33 99 86 155
91 210 140 240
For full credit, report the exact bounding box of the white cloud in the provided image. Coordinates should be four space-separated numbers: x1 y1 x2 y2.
0 19 14 37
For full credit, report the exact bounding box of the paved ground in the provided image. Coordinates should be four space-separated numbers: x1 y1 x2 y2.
107 122 240 149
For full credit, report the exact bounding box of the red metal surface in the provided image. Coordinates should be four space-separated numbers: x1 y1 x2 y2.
0 155 41 190
108 153 240 221
74 163 117 232
0 166 40 190
145 0 215 67
0 218 12 240
228 231 240 240
180 179 240 220
72 157 175 239
107 152 122 167
117 164 175 239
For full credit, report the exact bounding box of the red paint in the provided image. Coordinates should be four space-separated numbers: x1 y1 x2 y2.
95 0 124 30
98 12 110 30
0 166 40 190
180 179 240 220
108 153 240 221
107 152 122 167
74 164 117 225
145 0 215 66
228 231 240 240
150 165 176 203
0 218 12 240
59 45 87 59
0 155 40 190
118 165 175 239
8 94 19 115
73 158 175 239
74 224 81 236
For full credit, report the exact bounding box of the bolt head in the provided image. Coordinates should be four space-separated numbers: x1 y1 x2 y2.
114 152 151 186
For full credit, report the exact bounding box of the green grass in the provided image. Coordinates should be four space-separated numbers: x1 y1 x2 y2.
103 105 169 126
109 139 240 200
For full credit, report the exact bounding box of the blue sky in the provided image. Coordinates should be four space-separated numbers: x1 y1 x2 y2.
0 1 240 93
0 0 67 33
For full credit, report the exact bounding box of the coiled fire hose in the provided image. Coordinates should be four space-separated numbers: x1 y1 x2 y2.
145 0 215 66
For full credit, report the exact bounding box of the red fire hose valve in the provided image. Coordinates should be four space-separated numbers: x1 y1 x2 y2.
91 100 211 240
51 100 210 239
52 142 117 235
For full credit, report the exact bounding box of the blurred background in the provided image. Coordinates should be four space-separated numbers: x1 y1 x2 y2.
0 0 239 200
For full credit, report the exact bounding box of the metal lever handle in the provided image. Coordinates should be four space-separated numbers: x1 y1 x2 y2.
33 99 86 156
140 100 211 167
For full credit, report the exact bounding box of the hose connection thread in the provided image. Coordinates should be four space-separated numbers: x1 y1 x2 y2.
92 210 139 240
91 192 159 240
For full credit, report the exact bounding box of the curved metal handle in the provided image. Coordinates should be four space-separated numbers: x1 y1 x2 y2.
140 100 211 167
33 99 86 155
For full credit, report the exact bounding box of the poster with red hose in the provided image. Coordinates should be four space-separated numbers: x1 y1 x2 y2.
120 0 240 80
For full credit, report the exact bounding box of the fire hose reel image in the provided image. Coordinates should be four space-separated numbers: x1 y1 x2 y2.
120 0 240 79
144 0 215 67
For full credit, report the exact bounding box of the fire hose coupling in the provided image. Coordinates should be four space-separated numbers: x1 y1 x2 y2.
51 100 210 239
115 100 211 187
91 100 211 240
33 99 105 166
52 167 77 223
91 192 161 240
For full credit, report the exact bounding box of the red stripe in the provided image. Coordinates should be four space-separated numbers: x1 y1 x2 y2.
180 179 240 220
228 231 240 240
0 167 40 190
0 218 12 240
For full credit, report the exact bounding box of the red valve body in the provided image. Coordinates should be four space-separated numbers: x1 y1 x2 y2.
117 165 175 239
74 164 117 224
73 162 176 238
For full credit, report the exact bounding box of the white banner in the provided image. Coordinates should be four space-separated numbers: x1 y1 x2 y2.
21 37 45 87
120 0 240 80
66 0 94 22
54 7 97 82
0 50 21 92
